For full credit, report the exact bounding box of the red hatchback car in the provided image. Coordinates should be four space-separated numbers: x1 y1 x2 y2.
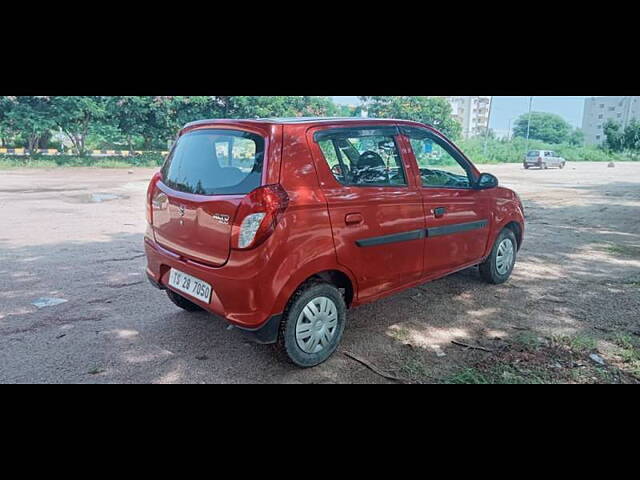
145 118 525 367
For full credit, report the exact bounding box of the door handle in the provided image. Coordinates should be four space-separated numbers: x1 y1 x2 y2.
433 207 446 218
345 213 364 225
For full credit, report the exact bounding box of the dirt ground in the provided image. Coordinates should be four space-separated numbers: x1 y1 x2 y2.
1 162 639 383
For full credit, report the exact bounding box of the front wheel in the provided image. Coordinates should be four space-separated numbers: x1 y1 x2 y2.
277 281 347 367
559 162 565 169
479 229 518 284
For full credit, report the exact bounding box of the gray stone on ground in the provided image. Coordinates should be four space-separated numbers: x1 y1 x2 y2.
32 298 68 309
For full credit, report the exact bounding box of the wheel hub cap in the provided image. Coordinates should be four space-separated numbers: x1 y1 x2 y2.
496 238 515 275
295 297 338 354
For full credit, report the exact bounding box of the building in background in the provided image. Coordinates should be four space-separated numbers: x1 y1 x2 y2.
445 96 492 139
582 96 640 145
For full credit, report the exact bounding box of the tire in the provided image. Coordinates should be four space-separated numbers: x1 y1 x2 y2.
523 164 529 170
479 228 518 285
277 281 347 368
542 163 548 170
166 289 203 312
559 162 565 169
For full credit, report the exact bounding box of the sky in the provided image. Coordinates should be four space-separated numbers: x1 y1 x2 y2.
332 96 590 136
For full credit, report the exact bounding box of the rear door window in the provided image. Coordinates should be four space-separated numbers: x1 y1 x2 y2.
527 150 540 157
316 128 407 187
162 129 264 195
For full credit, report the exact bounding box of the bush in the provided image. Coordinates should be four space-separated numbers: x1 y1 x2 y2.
456 137 636 164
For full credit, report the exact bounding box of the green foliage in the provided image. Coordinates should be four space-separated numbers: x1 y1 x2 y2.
603 119 640 158
219 96 337 118
0 96 56 153
50 96 109 155
603 120 625 152
624 119 640 154
513 111 572 144
1 96 343 154
568 128 584 146
360 96 462 139
456 136 626 165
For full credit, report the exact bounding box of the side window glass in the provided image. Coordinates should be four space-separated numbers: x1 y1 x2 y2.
318 132 407 187
406 131 472 188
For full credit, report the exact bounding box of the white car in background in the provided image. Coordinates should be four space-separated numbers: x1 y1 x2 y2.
524 150 566 169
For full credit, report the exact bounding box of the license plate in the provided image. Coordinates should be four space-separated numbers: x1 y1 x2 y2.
168 268 212 304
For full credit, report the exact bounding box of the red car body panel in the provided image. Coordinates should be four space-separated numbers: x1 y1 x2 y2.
145 118 525 337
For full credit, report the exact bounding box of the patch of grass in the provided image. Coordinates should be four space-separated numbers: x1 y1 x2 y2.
609 333 640 376
0 158 59 169
552 334 597 353
0 153 164 169
443 364 551 384
611 333 639 351
444 367 490 384
389 326 411 343
399 353 432 380
513 331 545 349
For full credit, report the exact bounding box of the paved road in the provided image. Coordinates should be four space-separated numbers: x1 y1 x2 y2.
1 163 639 383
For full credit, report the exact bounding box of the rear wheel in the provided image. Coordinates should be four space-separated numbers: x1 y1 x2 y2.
479 228 517 284
166 289 203 312
542 163 548 169
559 162 565 169
523 164 529 170
277 281 347 368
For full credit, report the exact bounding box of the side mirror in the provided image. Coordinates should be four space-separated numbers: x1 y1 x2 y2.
476 172 499 190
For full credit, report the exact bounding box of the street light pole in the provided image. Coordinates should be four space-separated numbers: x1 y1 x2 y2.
525 96 533 154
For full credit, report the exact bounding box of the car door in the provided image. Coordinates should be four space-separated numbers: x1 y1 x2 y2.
398 126 491 278
544 150 554 166
307 124 425 301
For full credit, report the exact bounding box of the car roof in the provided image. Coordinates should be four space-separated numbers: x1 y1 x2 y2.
183 117 428 129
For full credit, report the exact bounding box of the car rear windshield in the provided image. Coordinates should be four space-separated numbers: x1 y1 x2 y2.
161 129 264 195
527 150 541 157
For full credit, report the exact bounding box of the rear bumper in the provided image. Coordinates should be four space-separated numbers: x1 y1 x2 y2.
144 236 282 339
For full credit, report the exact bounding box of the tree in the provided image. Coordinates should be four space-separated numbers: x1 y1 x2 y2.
513 112 572 144
603 120 625 152
50 96 109 155
2 96 55 154
568 128 584 146
0 96 13 147
215 96 336 119
359 96 462 139
623 119 640 158
337 104 358 117
105 96 190 150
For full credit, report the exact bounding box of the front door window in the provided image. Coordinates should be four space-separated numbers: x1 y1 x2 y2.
403 128 474 189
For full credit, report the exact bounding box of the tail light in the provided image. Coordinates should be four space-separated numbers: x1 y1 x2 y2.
146 171 163 224
231 184 289 250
